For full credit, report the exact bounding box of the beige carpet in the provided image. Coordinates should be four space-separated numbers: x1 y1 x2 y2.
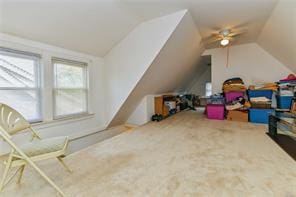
1 110 296 197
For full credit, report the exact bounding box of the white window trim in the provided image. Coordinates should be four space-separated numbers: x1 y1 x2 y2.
52 57 89 120
0 48 42 123
32 112 95 130
205 82 212 97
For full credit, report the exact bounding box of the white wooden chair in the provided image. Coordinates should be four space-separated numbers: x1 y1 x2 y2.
0 103 71 196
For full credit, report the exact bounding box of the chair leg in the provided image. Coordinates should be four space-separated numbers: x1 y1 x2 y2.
0 153 13 191
16 165 25 184
57 157 72 173
1 127 65 196
30 161 65 196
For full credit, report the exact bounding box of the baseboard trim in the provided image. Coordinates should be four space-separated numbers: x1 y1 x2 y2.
0 125 108 156
69 125 108 141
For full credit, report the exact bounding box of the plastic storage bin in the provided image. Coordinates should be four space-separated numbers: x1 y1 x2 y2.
206 104 225 120
250 102 272 109
248 90 273 99
276 95 293 109
224 91 244 102
249 108 275 124
207 95 225 105
207 98 225 105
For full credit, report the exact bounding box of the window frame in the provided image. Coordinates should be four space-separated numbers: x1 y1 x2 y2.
205 82 212 97
52 57 89 120
0 48 42 123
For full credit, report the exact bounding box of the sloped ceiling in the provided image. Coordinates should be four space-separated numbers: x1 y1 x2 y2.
104 10 187 124
109 11 204 126
0 0 277 56
0 0 142 56
119 0 278 49
257 0 296 73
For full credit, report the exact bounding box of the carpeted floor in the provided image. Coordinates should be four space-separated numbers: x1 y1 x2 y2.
1 110 296 197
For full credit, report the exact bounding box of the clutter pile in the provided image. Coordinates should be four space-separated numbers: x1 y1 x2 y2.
223 77 247 92
164 101 177 115
248 89 274 124
182 94 198 110
279 74 296 83
223 78 249 122
249 96 272 109
225 96 247 111
204 74 295 124
276 74 296 110
226 98 249 122
152 94 199 122
207 94 225 105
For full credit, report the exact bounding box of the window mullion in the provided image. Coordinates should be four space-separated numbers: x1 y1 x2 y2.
41 54 54 122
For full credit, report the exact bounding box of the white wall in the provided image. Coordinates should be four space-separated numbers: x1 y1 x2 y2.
257 0 296 73
126 95 155 126
109 11 205 126
0 33 108 155
126 97 148 126
186 55 211 96
188 67 211 96
203 43 293 94
104 10 187 126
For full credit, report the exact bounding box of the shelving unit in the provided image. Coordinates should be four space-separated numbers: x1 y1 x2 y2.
154 95 176 118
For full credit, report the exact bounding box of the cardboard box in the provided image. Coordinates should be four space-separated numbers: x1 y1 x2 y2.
227 110 248 122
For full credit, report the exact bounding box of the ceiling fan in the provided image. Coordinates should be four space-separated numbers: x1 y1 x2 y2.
202 27 247 67
203 28 247 47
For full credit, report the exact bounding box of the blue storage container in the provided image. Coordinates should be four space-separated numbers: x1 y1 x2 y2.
248 90 273 99
276 95 293 109
249 108 275 124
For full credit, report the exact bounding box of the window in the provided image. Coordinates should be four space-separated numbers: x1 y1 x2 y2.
0 47 41 122
53 58 88 119
205 82 212 97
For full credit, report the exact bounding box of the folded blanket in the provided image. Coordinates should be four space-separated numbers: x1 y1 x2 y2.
223 84 246 92
250 97 271 102
248 83 278 91
223 77 244 85
226 103 243 111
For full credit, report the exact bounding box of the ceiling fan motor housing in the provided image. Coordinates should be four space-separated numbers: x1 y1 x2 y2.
220 29 231 37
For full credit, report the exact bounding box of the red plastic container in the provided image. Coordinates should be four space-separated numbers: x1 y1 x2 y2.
225 91 244 102
206 104 225 120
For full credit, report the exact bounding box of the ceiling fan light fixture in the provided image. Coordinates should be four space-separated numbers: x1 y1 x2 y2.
220 29 230 36
220 39 229 46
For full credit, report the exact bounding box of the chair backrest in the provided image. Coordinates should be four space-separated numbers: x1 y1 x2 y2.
0 103 30 136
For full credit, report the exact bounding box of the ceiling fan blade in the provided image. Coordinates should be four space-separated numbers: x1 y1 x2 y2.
204 37 223 44
228 30 247 37
211 32 222 37
230 21 249 30
202 34 222 42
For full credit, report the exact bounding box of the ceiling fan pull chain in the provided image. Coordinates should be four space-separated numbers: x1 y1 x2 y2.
226 46 230 68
